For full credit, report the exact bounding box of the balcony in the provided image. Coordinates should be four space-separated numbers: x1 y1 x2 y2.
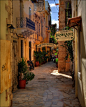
16 17 35 31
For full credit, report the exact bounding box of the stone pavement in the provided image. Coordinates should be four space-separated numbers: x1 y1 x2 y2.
13 62 81 107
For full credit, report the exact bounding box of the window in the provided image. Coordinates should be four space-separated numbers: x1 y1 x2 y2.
65 1 72 26
21 40 23 58
29 41 31 61
37 22 39 39
65 1 71 9
36 45 37 51
29 7 31 19
41 19 43 37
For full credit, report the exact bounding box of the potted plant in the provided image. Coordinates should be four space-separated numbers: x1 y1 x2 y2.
42 51 47 63
34 51 44 66
56 58 58 68
34 51 40 67
18 58 35 89
38 51 43 65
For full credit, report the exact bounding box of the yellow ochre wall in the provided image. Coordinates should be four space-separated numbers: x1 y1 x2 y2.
0 1 12 107
0 1 8 40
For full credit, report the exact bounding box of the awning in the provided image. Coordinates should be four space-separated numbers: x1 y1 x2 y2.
68 16 81 28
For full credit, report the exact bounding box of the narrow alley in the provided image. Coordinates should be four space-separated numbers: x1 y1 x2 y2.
13 62 81 107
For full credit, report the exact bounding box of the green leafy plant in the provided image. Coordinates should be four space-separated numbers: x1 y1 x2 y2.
34 51 39 62
34 50 49 64
18 58 27 74
61 40 74 62
50 35 57 44
65 40 73 61
18 58 35 84
24 72 35 81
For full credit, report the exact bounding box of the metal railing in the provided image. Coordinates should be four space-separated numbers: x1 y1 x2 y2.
16 17 35 30
16 17 26 28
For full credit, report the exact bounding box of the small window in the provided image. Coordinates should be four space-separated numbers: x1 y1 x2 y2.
29 7 31 19
65 1 72 26
41 19 43 37
36 45 37 51
65 1 71 9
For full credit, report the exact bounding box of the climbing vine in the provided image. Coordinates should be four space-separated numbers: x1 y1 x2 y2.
62 40 74 62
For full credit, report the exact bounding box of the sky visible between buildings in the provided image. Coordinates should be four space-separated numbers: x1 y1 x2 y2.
45 0 59 28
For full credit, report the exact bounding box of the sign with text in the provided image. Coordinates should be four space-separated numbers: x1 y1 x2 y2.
55 30 74 41
37 43 58 48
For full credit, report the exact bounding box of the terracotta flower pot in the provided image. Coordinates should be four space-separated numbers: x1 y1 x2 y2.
35 61 39 67
19 80 26 89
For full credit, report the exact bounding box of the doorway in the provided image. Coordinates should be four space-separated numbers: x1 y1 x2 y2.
29 41 31 61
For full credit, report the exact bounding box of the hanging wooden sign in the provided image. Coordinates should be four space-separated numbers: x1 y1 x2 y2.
55 30 74 41
37 43 58 48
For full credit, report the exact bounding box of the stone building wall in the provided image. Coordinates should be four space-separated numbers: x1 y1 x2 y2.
58 0 71 72
71 0 86 106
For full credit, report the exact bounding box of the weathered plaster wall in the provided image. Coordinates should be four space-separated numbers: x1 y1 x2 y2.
13 0 20 28
77 1 86 106
0 1 12 107
24 0 34 20
72 0 86 106
0 1 8 40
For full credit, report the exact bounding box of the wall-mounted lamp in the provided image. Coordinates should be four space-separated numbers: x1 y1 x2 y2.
7 24 15 33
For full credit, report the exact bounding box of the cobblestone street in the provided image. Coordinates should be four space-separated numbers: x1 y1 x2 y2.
13 62 81 107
